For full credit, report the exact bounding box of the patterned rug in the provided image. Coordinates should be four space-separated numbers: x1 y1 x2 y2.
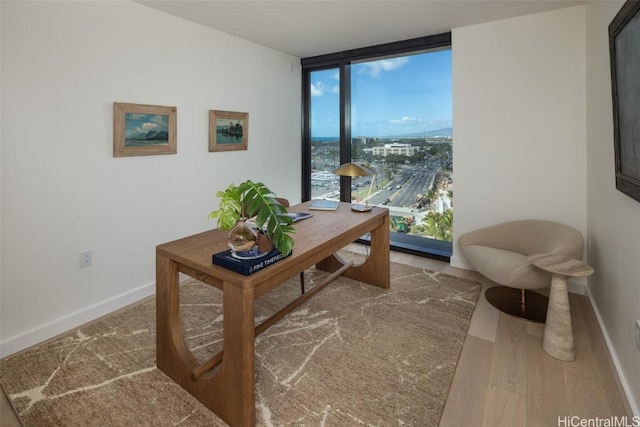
0 259 481 426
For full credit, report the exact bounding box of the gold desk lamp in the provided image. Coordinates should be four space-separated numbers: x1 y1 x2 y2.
333 163 376 212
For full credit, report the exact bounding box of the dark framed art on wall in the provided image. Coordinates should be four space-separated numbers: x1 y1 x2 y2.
609 0 640 202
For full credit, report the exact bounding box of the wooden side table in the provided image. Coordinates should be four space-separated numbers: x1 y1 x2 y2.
528 254 594 361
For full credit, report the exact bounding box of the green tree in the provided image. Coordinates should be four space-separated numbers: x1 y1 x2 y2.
422 209 453 242
425 189 437 206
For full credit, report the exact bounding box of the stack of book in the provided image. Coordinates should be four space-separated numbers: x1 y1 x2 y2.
212 248 291 275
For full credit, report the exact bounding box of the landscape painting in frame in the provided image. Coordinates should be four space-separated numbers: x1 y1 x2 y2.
113 102 177 157
209 110 249 152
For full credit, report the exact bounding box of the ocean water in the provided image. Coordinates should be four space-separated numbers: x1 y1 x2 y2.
125 139 168 147
216 131 243 145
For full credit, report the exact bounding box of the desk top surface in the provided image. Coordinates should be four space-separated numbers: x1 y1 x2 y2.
156 201 389 288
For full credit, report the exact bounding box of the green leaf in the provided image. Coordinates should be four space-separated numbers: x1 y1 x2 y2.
239 180 295 255
209 180 296 255
208 184 242 230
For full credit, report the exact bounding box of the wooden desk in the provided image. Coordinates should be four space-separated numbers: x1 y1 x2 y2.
156 201 389 426
529 253 594 361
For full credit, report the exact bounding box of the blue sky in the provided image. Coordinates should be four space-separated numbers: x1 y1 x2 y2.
310 49 452 138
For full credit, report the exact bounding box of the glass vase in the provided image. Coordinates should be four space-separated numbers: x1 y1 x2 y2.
227 218 258 256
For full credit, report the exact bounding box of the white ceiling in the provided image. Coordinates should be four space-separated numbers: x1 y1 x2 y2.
136 0 584 58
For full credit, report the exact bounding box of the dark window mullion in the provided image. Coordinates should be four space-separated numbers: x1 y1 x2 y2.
301 63 340 202
301 69 312 201
339 61 352 203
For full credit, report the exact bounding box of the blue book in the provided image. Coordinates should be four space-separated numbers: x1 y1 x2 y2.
283 211 313 222
212 248 291 276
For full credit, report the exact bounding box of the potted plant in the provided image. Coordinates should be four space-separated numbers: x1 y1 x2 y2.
208 180 295 256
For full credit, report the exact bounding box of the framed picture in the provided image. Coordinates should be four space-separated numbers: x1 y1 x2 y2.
113 103 177 157
609 0 640 202
209 110 249 152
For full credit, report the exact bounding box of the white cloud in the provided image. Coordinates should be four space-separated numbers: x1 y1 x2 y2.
389 116 423 125
359 57 409 77
141 122 158 131
311 83 323 96
311 81 339 97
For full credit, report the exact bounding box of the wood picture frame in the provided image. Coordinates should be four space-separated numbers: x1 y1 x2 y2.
113 103 177 157
609 0 640 202
209 110 249 152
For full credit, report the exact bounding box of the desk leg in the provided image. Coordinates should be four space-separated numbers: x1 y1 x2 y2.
156 255 200 381
156 255 256 426
217 282 256 426
543 274 575 361
317 213 390 289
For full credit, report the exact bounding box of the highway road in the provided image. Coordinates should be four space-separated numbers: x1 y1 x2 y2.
368 167 436 210
312 159 449 215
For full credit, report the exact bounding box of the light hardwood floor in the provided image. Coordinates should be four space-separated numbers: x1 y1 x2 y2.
1 246 632 426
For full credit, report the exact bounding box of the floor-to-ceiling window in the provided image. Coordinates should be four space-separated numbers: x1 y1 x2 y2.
302 34 452 259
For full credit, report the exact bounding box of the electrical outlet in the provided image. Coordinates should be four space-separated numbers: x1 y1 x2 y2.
79 250 92 269
636 320 640 349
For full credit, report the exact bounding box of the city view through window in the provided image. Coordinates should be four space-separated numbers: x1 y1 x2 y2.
310 49 453 242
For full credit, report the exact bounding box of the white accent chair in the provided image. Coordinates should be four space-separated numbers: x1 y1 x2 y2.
458 220 584 322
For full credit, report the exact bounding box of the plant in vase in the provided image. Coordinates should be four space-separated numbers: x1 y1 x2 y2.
208 180 295 257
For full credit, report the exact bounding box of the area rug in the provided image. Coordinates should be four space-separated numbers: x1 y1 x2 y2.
0 259 481 426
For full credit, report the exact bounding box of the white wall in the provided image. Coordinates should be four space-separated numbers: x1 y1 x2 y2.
451 6 587 270
586 1 640 415
0 1 301 357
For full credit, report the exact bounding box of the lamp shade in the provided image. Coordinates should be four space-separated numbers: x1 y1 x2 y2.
333 162 370 177
333 162 376 212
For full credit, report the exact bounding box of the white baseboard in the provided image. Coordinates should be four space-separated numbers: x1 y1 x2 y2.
585 286 639 417
449 254 471 271
0 281 156 359
567 277 586 295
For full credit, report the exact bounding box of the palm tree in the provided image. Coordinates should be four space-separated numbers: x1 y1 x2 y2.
425 189 437 206
422 209 453 242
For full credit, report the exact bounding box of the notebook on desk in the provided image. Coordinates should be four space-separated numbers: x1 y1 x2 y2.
309 199 339 211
